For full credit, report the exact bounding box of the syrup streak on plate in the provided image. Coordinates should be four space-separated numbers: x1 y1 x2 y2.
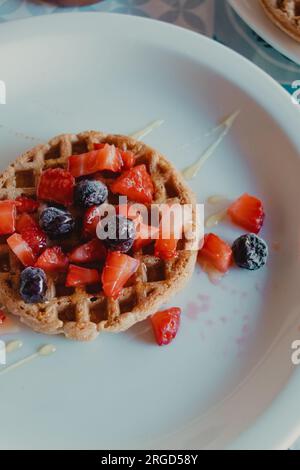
6 340 23 354
130 120 164 140
205 210 227 229
0 344 56 376
182 110 240 180
207 195 228 205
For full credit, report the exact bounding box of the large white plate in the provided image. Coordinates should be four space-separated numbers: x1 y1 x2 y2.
229 0 300 66
0 13 300 450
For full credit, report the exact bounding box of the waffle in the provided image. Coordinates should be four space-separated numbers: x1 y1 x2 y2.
260 0 300 42
0 131 198 341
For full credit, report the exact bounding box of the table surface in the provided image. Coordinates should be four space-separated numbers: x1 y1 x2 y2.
0 0 299 451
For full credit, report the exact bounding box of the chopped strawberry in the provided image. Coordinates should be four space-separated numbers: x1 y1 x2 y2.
66 264 100 287
35 246 69 272
37 168 75 206
0 309 6 324
155 237 178 260
151 308 181 346
121 151 135 170
7 233 36 266
68 238 106 264
134 223 159 251
110 164 154 204
198 233 232 273
16 213 47 256
68 144 123 177
102 251 140 299
93 143 106 150
16 196 39 213
227 193 265 234
83 205 102 239
0 200 17 235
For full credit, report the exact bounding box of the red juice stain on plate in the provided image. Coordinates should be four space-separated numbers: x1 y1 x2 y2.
0 313 20 335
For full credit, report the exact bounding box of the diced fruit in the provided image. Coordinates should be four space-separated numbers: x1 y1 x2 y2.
66 264 100 287
102 251 140 299
121 151 135 170
227 193 265 234
93 143 106 150
16 196 39 213
110 164 154 204
7 233 36 267
74 179 108 208
35 246 69 272
101 215 136 253
151 308 181 346
0 200 16 235
155 236 178 260
0 309 6 324
134 223 159 251
37 168 75 206
83 205 102 239
198 233 232 273
20 267 47 304
39 206 74 240
68 144 123 177
232 233 268 271
16 213 47 256
68 238 106 264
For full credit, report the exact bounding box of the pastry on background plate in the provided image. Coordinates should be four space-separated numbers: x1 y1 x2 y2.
260 0 300 42
0 131 198 341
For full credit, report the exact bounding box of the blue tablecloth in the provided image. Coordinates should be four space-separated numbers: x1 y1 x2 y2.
0 0 299 450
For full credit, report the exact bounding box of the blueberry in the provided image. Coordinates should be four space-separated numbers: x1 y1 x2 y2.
232 234 268 271
75 179 108 208
20 267 47 304
39 206 75 240
101 215 136 253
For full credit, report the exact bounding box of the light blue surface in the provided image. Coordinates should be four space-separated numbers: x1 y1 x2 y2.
0 0 299 450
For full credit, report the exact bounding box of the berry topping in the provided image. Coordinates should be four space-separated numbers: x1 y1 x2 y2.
155 237 178 260
68 238 106 264
7 233 36 266
232 233 268 271
227 193 265 234
20 267 47 304
151 308 181 346
198 233 232 273
74 179 108 208
39 206 75 240
37 168 75 206
16 213 47 256
100 215 136 253
66 264 100 287
68 144 123 177
0 200 16 235
101 251 140 299
35 246 69 272
83 205 102 239
16 196 39 213
121 150 135 170
0 310 6 324
110 164 154 204
134 223 159 251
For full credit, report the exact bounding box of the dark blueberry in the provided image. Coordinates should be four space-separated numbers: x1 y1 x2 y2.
39 206 75 240
232 233 268 271
100 215 136 253
20 267 47 304
75 179 108 208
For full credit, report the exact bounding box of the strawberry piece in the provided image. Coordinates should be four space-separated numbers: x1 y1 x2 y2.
68 238 106 264
121 151 135 170
93 143 106 150
68 144 123 177
155 237 178 260
0 309 6 324
102 251 140 299
151 308 181 346
35 246 69 272
66 264 100 287
37 168 75 206
110 164 154 204
134 223 159 251
198 233 232 273
0 200 17 235
16 196 39 213
16 213 47 256
7 233 36 266
83 205 102 239
227 193 265 234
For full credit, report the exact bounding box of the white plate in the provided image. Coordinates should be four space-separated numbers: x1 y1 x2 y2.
0 13 300 451
229 0 300 66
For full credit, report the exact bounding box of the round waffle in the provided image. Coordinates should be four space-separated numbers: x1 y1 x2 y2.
0 131 198 341
260 0 300 42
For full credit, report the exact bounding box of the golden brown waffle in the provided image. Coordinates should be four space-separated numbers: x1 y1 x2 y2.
0 131 198 341
260 0 300 42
